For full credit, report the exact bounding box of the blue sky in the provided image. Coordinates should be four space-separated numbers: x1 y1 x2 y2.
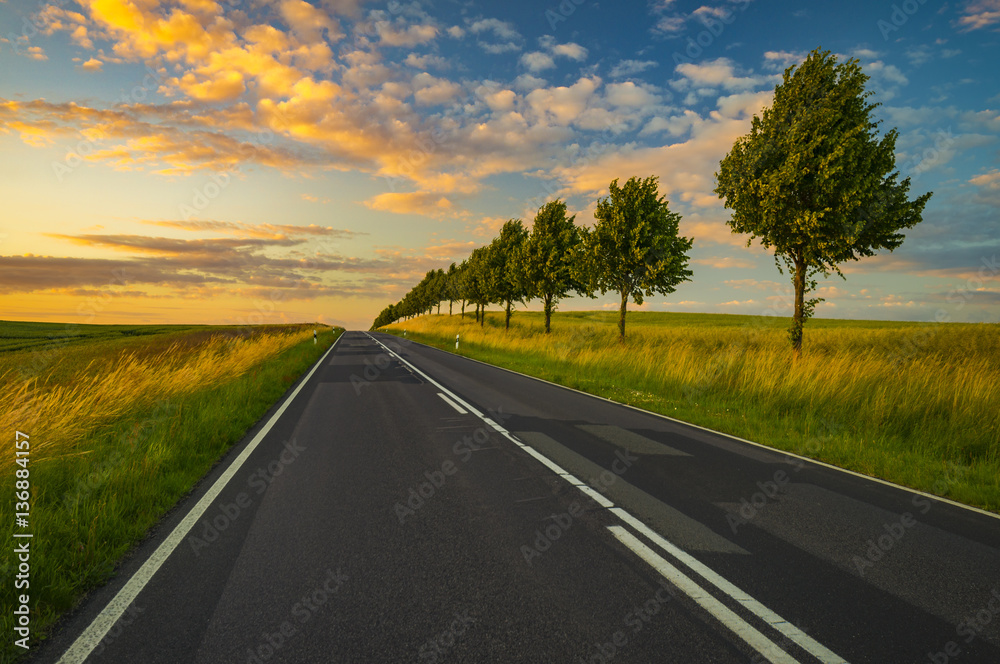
0 0 998 329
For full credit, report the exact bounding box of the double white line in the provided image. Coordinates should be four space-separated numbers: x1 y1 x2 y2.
368 333 849 664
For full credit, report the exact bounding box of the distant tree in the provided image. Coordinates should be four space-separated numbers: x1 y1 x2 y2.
451 261 468 318
370 303 396 330
485 219 529 330
463 247 490 327
521 200 591 333
580 176 693 340
445 263 458 315
715 48 931 358
431 268 446 314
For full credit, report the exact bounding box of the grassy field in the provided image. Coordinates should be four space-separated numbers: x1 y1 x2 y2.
0 321 341 660
384 310 1000 513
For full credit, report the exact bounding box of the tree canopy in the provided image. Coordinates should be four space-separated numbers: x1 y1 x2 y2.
580 176 693 339
520 200 590 333
715 48 932 356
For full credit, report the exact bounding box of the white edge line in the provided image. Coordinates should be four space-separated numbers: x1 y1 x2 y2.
365 332 847 662
610 508 848 664
57 333 343 664
607 526 799 664
436 392 468 414
382 333 1000 522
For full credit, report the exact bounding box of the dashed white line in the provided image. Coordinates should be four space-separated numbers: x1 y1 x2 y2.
437 392 468 414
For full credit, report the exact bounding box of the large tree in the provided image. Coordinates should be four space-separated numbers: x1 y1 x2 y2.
521 200 590 333
715 48 931 358
581 176 693 340
485 219 530 330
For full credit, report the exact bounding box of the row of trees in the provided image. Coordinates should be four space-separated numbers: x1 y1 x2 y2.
372 49 931 355
370 176 694 339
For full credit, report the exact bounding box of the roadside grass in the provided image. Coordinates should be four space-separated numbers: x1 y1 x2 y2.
383 311 1000 514
0 323 341 660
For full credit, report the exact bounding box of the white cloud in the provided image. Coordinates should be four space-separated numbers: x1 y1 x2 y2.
412 72 463 106
376 22 438 47
521 51 556 73
551 42 588 61
404 53 449 70
469 17 522 53
610 59 658 77
514 74 547 91
957 0 1000 31
673 58 774 91
605 81 661 108
762 50 806 71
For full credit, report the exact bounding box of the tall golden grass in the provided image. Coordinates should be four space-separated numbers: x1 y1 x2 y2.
0 329 311 468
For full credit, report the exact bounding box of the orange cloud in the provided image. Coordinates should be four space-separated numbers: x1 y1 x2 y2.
691 256 757 269
423 240 477 260
364 191 457 218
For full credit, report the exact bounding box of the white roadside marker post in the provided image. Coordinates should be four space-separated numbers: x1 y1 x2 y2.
456 334 460 350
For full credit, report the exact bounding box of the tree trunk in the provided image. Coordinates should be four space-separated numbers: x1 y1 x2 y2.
449 300 453 315
461 300 466 318
436 302 440 314
505 300 512 329
543 293 553 333
791 254 806 360
479 304 485 327
618 291 628 341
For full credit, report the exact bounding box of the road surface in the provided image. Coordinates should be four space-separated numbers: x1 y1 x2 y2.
29 331 1000 663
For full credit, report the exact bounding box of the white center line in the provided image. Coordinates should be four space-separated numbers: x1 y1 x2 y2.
437 392 468 414
610 508 848 664
608 526 799 664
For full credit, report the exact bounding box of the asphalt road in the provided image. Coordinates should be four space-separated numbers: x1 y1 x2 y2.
29 330 1000 663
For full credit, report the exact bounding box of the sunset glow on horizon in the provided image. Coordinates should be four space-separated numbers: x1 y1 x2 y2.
1 0 998 330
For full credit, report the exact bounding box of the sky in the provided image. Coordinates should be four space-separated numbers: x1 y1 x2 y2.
0 0 997 331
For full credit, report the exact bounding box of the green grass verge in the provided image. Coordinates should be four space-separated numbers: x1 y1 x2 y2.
1 327 342 663
383 311 1000 515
